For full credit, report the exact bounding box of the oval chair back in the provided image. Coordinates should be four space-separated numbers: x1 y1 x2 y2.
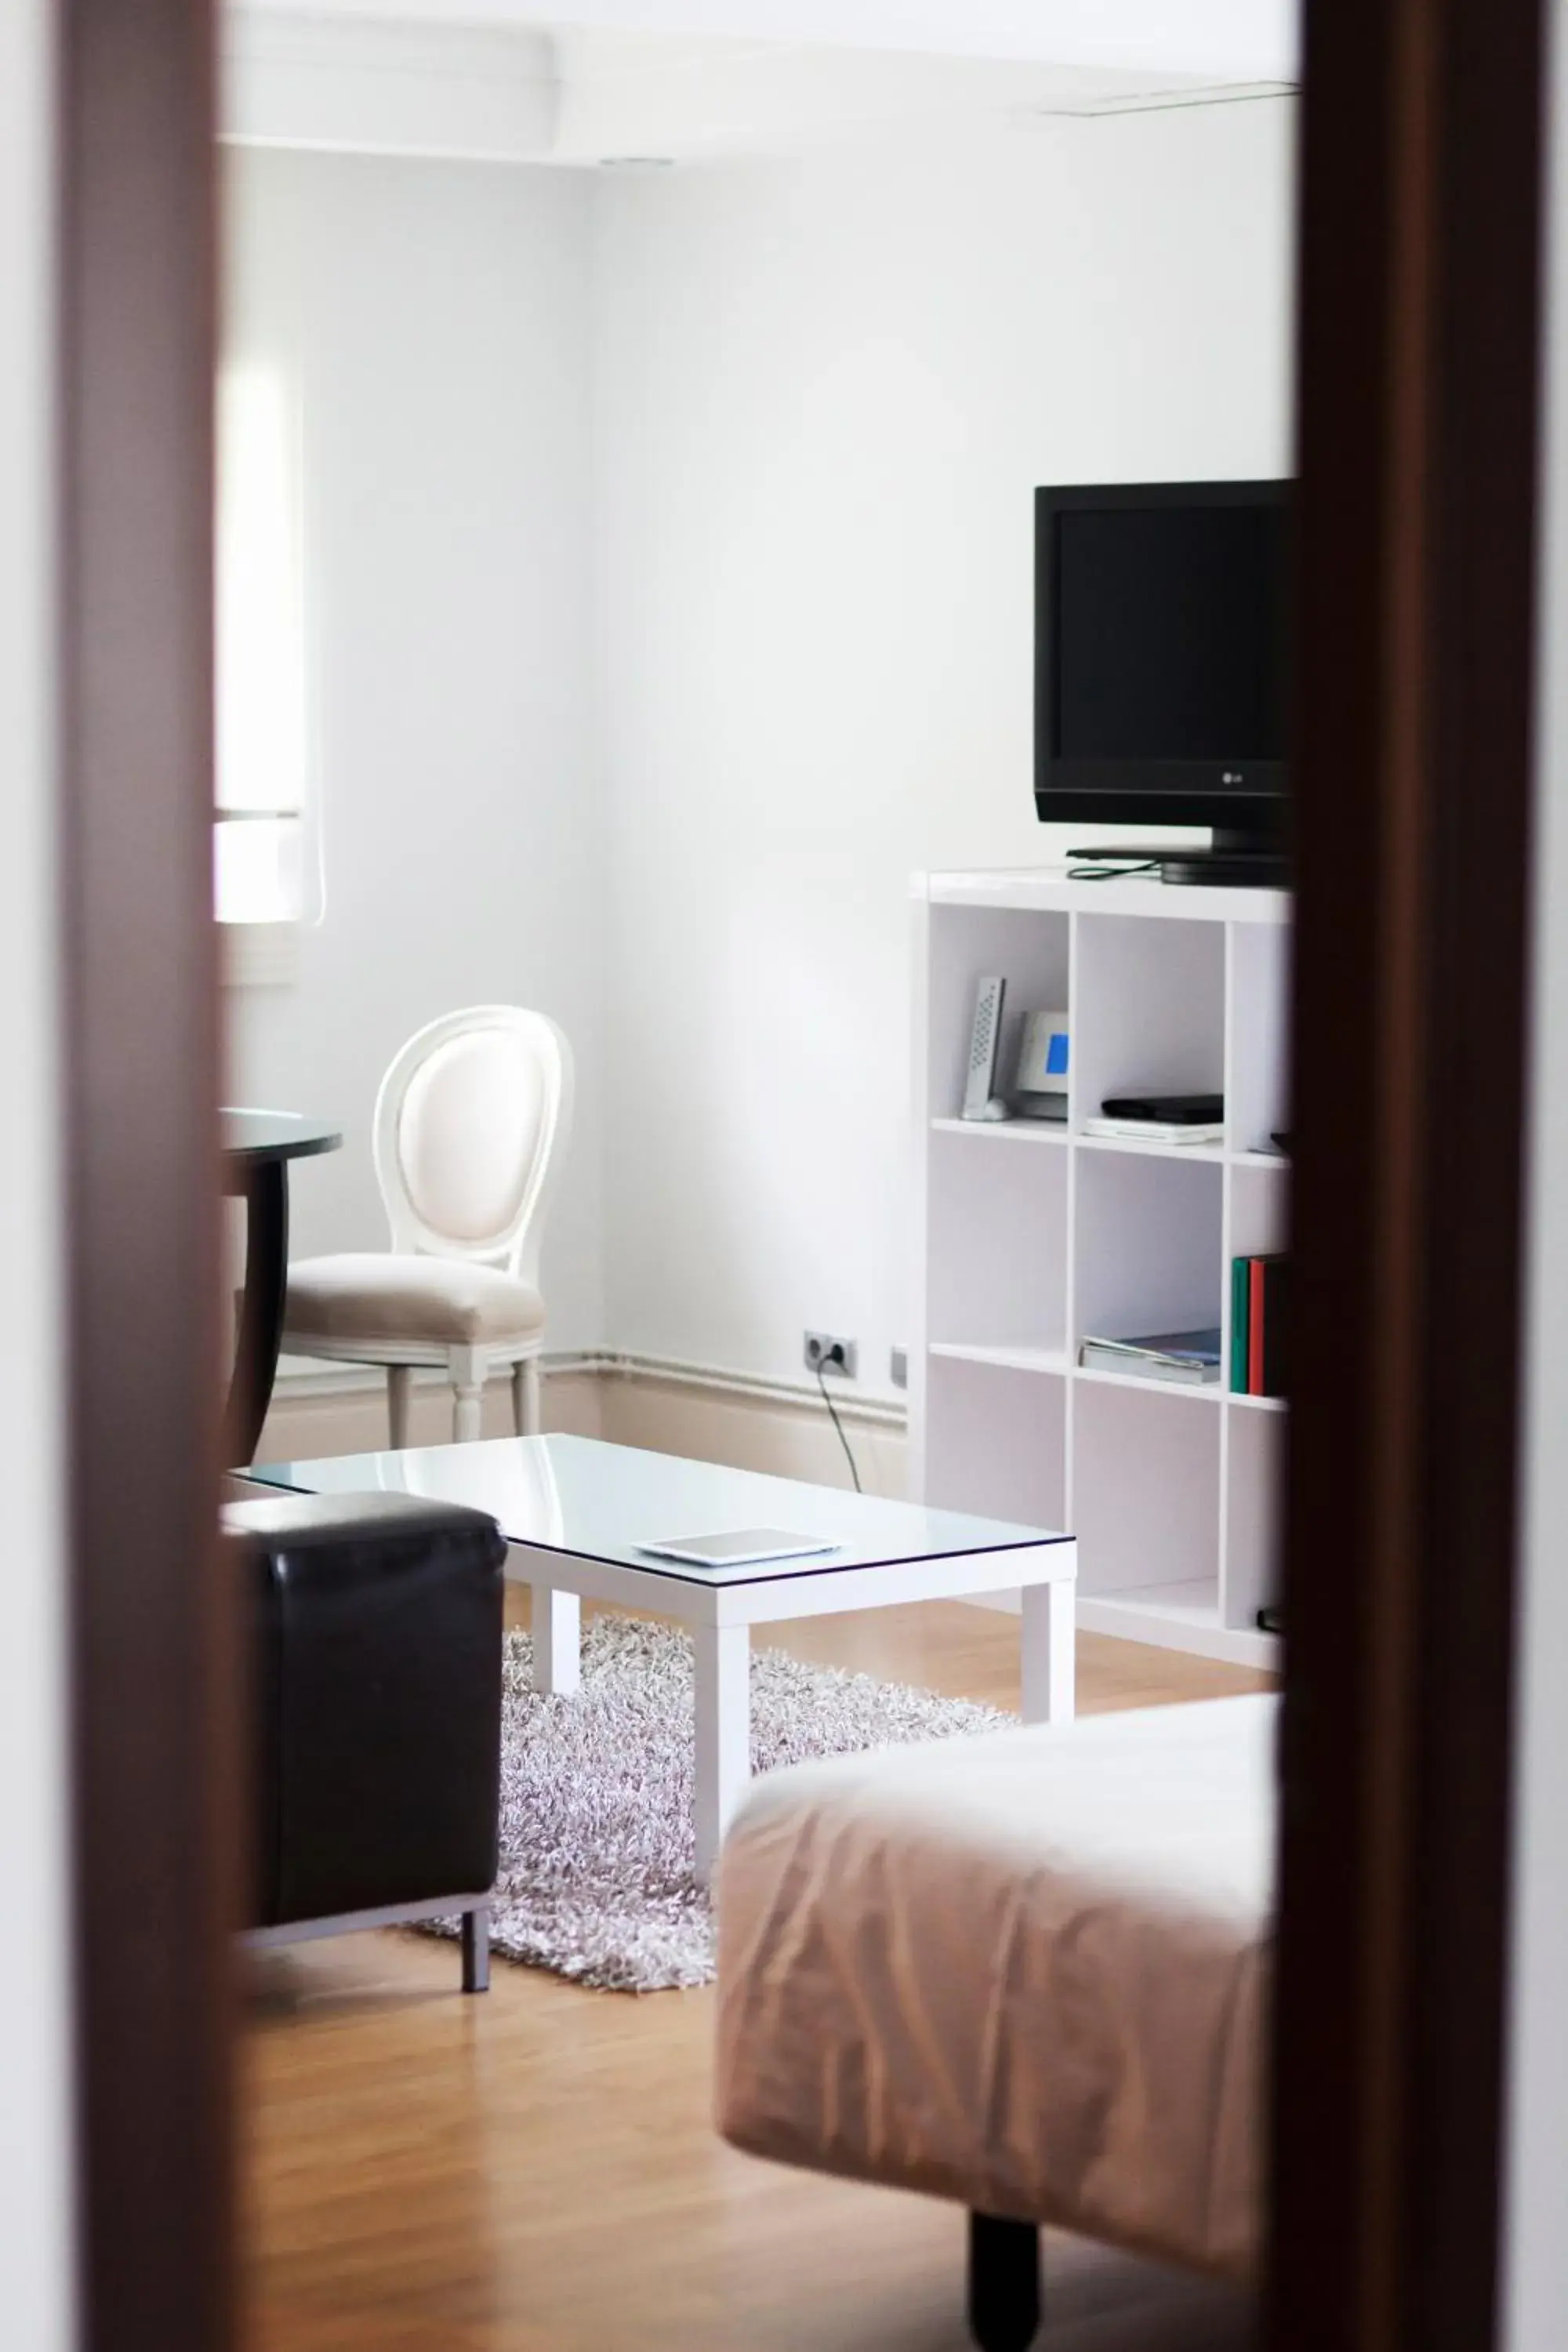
372 1006 574 1291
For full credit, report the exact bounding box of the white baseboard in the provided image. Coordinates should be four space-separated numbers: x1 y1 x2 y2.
590 1348 906 1430
601 1359 909 1498
257 1346 909 1497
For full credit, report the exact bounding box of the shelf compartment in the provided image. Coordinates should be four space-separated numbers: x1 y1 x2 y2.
930 1116 1068 1146
926 903 1070 1124
1073 1148 1223 1354
924 1352 1066 1529
1072 1375 1221 1599
1074 1132 1225 1164
1073 913 1225 1130
1076 1364 1222 1403
1227 921 1290 1156
1076 1583 1278 1669
928 1123 1069 1356
1229 1157 1290 1263
931 1341 1067 1375
1081 1578 1221 1629
1221 1161 1290 1399
1223 1397 1285 1629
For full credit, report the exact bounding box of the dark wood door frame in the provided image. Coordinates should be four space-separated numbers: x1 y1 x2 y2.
58 2 235 2347
1269 0 1544 2345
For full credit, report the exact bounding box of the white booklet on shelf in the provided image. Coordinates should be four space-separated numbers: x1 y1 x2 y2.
1081 1117 1225 1146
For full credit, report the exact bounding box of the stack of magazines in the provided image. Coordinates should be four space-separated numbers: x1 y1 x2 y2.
1077 1327 1223 1385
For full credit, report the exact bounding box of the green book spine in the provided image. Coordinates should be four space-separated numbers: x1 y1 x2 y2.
1230 1256 1251 1391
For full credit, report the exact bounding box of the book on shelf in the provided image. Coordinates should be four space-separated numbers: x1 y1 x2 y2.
1081 1117 1225 1147
1230 1254 1289 1396
1078 1327 1223 1385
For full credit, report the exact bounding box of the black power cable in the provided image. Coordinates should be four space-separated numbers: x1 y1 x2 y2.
813 1350 862 1493
1066 858 1163 882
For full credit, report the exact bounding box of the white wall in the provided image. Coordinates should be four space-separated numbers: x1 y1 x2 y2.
0 0 78 2340
592 99 1296 1391
1504 2 1568 2336
227 103 1295 1415
225 148 607 1348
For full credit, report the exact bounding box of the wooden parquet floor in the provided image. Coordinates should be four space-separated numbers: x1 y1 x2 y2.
245 1595 1272 2352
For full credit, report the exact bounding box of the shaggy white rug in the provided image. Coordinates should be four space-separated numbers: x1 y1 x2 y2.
425 1614 1007 1994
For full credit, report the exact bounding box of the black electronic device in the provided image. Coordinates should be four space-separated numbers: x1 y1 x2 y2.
1036 480 1292 884
1101 1092 1224 1125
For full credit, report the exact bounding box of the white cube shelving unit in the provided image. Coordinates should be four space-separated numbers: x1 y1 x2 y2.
911 869 1290 1670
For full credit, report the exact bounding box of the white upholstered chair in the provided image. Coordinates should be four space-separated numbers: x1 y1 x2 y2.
284 1007 573 1446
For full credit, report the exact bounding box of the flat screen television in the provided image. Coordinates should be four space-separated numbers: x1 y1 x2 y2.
1034 480 1291 883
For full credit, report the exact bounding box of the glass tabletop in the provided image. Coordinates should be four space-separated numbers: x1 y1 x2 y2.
246 1433 1070 1588
221 1108 343 1162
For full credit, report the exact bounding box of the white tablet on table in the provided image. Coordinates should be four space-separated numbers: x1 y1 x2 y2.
637 1528 842 1569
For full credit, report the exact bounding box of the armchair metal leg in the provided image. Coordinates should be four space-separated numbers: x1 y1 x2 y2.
387 1364 412 1449
512 1356 542 1436
461 1905 490 1994
967 2212 1041 2352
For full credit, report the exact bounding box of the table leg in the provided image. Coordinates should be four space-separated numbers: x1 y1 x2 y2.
1021 1580 1076 1723
693 1622 751 1886
461 1905 490 1995
532 1584 581 1695
223 1158 289 1468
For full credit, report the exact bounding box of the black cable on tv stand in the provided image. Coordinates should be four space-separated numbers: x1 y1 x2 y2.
1068 841 1291 889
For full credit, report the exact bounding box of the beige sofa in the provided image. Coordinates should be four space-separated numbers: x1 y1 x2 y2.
715 1694 1276 2350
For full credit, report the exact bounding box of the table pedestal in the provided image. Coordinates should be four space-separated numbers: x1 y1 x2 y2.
223 1156 288 1467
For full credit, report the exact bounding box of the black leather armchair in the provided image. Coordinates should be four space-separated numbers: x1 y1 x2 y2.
225 1488 507 1991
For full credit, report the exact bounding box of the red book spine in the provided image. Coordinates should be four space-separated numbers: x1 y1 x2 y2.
1248 1258 1266 1396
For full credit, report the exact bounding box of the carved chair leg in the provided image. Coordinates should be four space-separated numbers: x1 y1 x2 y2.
451 1345 485 1444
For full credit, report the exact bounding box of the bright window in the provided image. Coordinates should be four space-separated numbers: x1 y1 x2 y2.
215 361 313 926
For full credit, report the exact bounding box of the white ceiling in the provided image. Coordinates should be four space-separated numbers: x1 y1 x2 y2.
234 2 1300 86
223 6 1299 167
550 31 1276 162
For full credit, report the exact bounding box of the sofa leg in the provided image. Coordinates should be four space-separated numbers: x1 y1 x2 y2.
461 1905 490 1994
967 2212 1040 2352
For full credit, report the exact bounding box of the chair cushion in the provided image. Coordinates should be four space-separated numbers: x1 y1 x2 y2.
714 1693 1276 2282
285 1254 545 1349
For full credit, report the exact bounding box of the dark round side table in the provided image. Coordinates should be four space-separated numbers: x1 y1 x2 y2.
223 1109 341 1465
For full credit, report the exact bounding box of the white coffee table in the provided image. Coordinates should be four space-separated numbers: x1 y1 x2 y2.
251 1434 1077 1882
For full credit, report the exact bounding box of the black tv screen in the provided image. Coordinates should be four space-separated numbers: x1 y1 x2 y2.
1035 481 1290 838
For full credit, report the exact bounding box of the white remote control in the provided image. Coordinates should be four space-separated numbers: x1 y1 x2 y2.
961 975 1007 1120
